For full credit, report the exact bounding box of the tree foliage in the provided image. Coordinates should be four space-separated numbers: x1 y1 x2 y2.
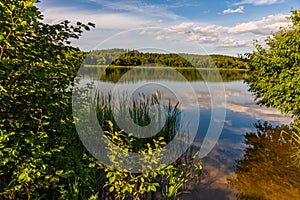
0 1 204 199
85 49 248 69
0 0 97 199
245 9 300 119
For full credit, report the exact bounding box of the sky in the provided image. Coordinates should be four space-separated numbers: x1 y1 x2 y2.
37 0 300 56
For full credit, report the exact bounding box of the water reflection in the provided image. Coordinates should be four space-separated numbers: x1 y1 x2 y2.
81 66 247 82
230 122 300 199
78 66 294 199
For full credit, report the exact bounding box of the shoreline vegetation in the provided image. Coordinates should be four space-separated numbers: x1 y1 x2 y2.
83 49 249 70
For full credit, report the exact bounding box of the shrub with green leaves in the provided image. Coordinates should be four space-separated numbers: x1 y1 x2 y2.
95 121 202 200
245 9 300 119
0 0 98 199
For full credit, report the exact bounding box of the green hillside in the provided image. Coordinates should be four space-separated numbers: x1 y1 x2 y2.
84 49 249 69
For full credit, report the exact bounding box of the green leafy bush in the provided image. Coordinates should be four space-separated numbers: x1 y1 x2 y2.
95 121 202 200
0 0 98 199
245 9 300 119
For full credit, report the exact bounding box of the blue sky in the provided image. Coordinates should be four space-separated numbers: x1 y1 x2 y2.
37 0 299 56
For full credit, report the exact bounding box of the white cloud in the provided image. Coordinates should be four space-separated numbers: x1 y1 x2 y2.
188 25 222 43
187 34 219 43
154 35 176 41
223 6 244 14
228 14 290 34
155 23 222 43
214 37 250 50
193 25 222 34
136 12 290 50
165 22 194 34
233 0 281 6
38 0 184 29
39 6 153 29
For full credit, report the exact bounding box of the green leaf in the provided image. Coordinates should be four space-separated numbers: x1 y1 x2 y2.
55 170 63 176
150 185 157 192
42 121 50 125
18 173 26 181
121 186 128 193
109 186 114 193
106 171 113 178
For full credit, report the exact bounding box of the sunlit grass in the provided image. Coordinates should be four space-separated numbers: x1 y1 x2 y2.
281 123 300 168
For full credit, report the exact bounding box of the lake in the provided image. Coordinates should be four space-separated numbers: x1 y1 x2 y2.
76 66 293 199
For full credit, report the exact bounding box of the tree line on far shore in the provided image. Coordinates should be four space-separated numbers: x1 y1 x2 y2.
84 49 249 69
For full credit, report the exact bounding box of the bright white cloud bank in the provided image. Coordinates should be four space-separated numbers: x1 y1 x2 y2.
228 14 289 34
152 14 290 50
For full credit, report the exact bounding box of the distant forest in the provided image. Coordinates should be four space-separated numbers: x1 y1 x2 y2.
84 48 249 69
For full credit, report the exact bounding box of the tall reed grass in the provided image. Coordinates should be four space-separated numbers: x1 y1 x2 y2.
94 91 181 153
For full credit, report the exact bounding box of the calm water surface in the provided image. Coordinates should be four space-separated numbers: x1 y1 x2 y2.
80 67 293 199
181 80 291 200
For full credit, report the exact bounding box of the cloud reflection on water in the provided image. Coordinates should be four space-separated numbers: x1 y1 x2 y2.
83 75 292 199
181 81 292 199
